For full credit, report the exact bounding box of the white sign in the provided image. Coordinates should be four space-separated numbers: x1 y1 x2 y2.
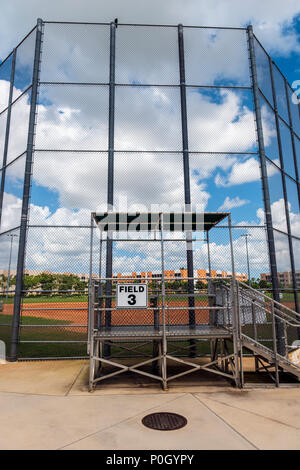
117 283 148 308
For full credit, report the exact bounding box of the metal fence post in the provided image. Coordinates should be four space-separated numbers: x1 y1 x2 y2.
160 213 167 390
10 19 43 361
104 21 116 356
88 213 94 355
178 24 196 358
247 25 285 356
228 213 243 386
0 49 16 227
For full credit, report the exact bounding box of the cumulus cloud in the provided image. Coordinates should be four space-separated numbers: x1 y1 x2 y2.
218 196 250 211
0 79 259 225
215 157 281 187
1 0 300 61
1 191 298 276
1 1 299 278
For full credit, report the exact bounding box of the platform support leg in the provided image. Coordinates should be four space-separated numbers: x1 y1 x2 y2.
162 338 168 391
152 340 160 375
89 338 96 392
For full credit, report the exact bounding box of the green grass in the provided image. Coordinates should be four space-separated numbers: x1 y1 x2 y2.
0 314 73 325
0 295 88 304
0 311 221 359
0 314 87 358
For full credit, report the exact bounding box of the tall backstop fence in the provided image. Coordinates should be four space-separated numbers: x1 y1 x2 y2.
0 20 299 360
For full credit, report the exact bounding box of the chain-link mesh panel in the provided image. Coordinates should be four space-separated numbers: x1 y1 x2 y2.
0 55 13 112
295 137 300 175
266 159 288 233
1 22 299 361
13 31 35 100
292 237 300 312
187 88 256 152
35 84 109 151
286 176 299 238
190 153 266 223
184 28 250 86
293 237 300 271
274 230 291 273
207 226 270 281
19 226 104 358
273 64 289 124
259 94 280 164
114 152 184 209
286 84 300 139
234 226 270 282
0 228 19 356
254 38 273 106
29 151 108 225
0 109 8 161
41 23 110 83
116 25 179 85
7 91 31 164
114 86 181 151
1 156 26 233
279 119 296 179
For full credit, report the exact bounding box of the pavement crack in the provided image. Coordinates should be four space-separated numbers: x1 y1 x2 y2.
65 363 86 396
196 395 300 432
192 394 259 450
57 393 185 450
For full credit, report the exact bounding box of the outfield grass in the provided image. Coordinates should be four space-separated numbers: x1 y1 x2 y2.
0 314 87 358
0 295 88 304
0 312 217 359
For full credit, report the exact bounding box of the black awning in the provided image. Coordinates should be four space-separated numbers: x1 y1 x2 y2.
92 212 229 232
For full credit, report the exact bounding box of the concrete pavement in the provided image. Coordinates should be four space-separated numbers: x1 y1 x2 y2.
0 360 299 450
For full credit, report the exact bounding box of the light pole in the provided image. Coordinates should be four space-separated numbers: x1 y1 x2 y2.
241 234 251 285
6 233 18 298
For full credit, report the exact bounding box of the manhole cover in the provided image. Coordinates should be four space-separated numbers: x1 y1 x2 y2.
142 412 187 431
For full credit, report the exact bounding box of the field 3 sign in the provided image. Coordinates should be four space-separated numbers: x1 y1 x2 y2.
117 284 148 308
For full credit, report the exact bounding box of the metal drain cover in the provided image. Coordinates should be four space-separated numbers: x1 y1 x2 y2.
142 412 187 431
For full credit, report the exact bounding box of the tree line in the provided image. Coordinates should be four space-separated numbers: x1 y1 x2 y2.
0 272 88 294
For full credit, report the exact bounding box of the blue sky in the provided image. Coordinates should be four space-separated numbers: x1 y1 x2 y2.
0 0 300 275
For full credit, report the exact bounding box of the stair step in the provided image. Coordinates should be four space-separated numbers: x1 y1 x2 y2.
242 335 300 379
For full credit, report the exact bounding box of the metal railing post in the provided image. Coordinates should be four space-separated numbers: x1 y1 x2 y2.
230 278 241 387
10 19 43 361
271 301 280 387
247 25 285 356
251 299 259 372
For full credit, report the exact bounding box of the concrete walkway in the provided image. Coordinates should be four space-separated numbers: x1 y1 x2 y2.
0 360 300 450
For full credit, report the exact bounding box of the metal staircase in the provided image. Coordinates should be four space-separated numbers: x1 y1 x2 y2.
236 281 300 385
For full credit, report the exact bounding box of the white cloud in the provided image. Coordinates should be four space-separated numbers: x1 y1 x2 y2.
0 79 260 224
2 191 298 276
218 196 250 210
215 157 281 187
1 1 299 279
1 0 300 60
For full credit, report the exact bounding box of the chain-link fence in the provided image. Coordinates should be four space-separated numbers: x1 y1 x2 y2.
0 20 299 360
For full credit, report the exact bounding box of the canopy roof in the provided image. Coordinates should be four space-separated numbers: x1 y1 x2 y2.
92 212 229 232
